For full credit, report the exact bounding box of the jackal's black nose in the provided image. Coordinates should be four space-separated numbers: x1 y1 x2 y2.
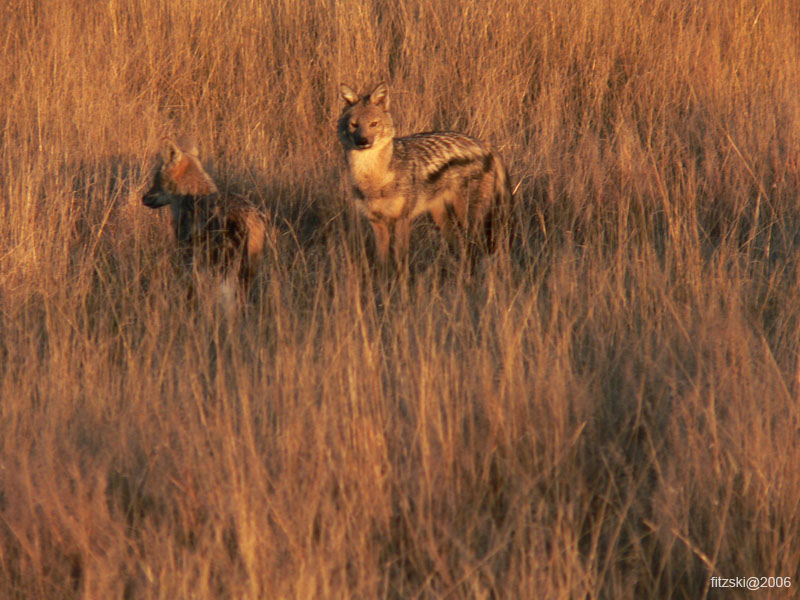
354 135 372 149
142 188 167 208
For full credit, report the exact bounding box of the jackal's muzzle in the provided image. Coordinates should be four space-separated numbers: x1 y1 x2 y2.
142 172 169 208
352 132 372 149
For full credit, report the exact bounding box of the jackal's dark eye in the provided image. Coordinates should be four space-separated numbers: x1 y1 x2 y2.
370 121 378 127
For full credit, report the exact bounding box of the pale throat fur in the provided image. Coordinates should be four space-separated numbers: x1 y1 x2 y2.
346 137 406 220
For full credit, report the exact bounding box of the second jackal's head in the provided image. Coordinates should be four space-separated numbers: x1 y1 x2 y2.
337 82 396 152
142 137 218 208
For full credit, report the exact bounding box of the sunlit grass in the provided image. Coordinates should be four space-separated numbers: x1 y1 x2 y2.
1 0 799 597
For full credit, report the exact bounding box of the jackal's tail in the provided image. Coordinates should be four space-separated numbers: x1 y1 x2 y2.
483 156 514 255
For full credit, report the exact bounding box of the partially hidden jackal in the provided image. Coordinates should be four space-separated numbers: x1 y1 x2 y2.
142 137 268 294
338 82 513 265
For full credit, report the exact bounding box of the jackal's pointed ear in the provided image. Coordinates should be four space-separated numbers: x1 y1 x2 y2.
369 82 389 110
161 137 183 164
176 135 200 158
340 84 359 105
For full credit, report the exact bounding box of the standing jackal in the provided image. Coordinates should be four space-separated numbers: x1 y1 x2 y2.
338 82 512 265
142 137 268 295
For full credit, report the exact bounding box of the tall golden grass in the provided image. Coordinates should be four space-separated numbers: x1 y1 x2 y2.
2 0 800 597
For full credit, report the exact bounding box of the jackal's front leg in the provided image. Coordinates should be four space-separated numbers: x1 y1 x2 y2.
369 218 391 265
393 217 412 265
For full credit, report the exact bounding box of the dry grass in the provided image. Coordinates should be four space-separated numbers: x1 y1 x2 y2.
2 0 800 597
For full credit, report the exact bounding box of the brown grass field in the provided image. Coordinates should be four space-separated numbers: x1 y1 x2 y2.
2 0 800 597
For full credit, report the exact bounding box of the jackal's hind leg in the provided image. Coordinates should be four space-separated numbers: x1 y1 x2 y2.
430 205 461 254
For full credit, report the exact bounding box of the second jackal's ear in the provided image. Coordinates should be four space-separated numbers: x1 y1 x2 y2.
340 84 359 105
161 137 183 164
369 82 389 110
176 135 200 158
